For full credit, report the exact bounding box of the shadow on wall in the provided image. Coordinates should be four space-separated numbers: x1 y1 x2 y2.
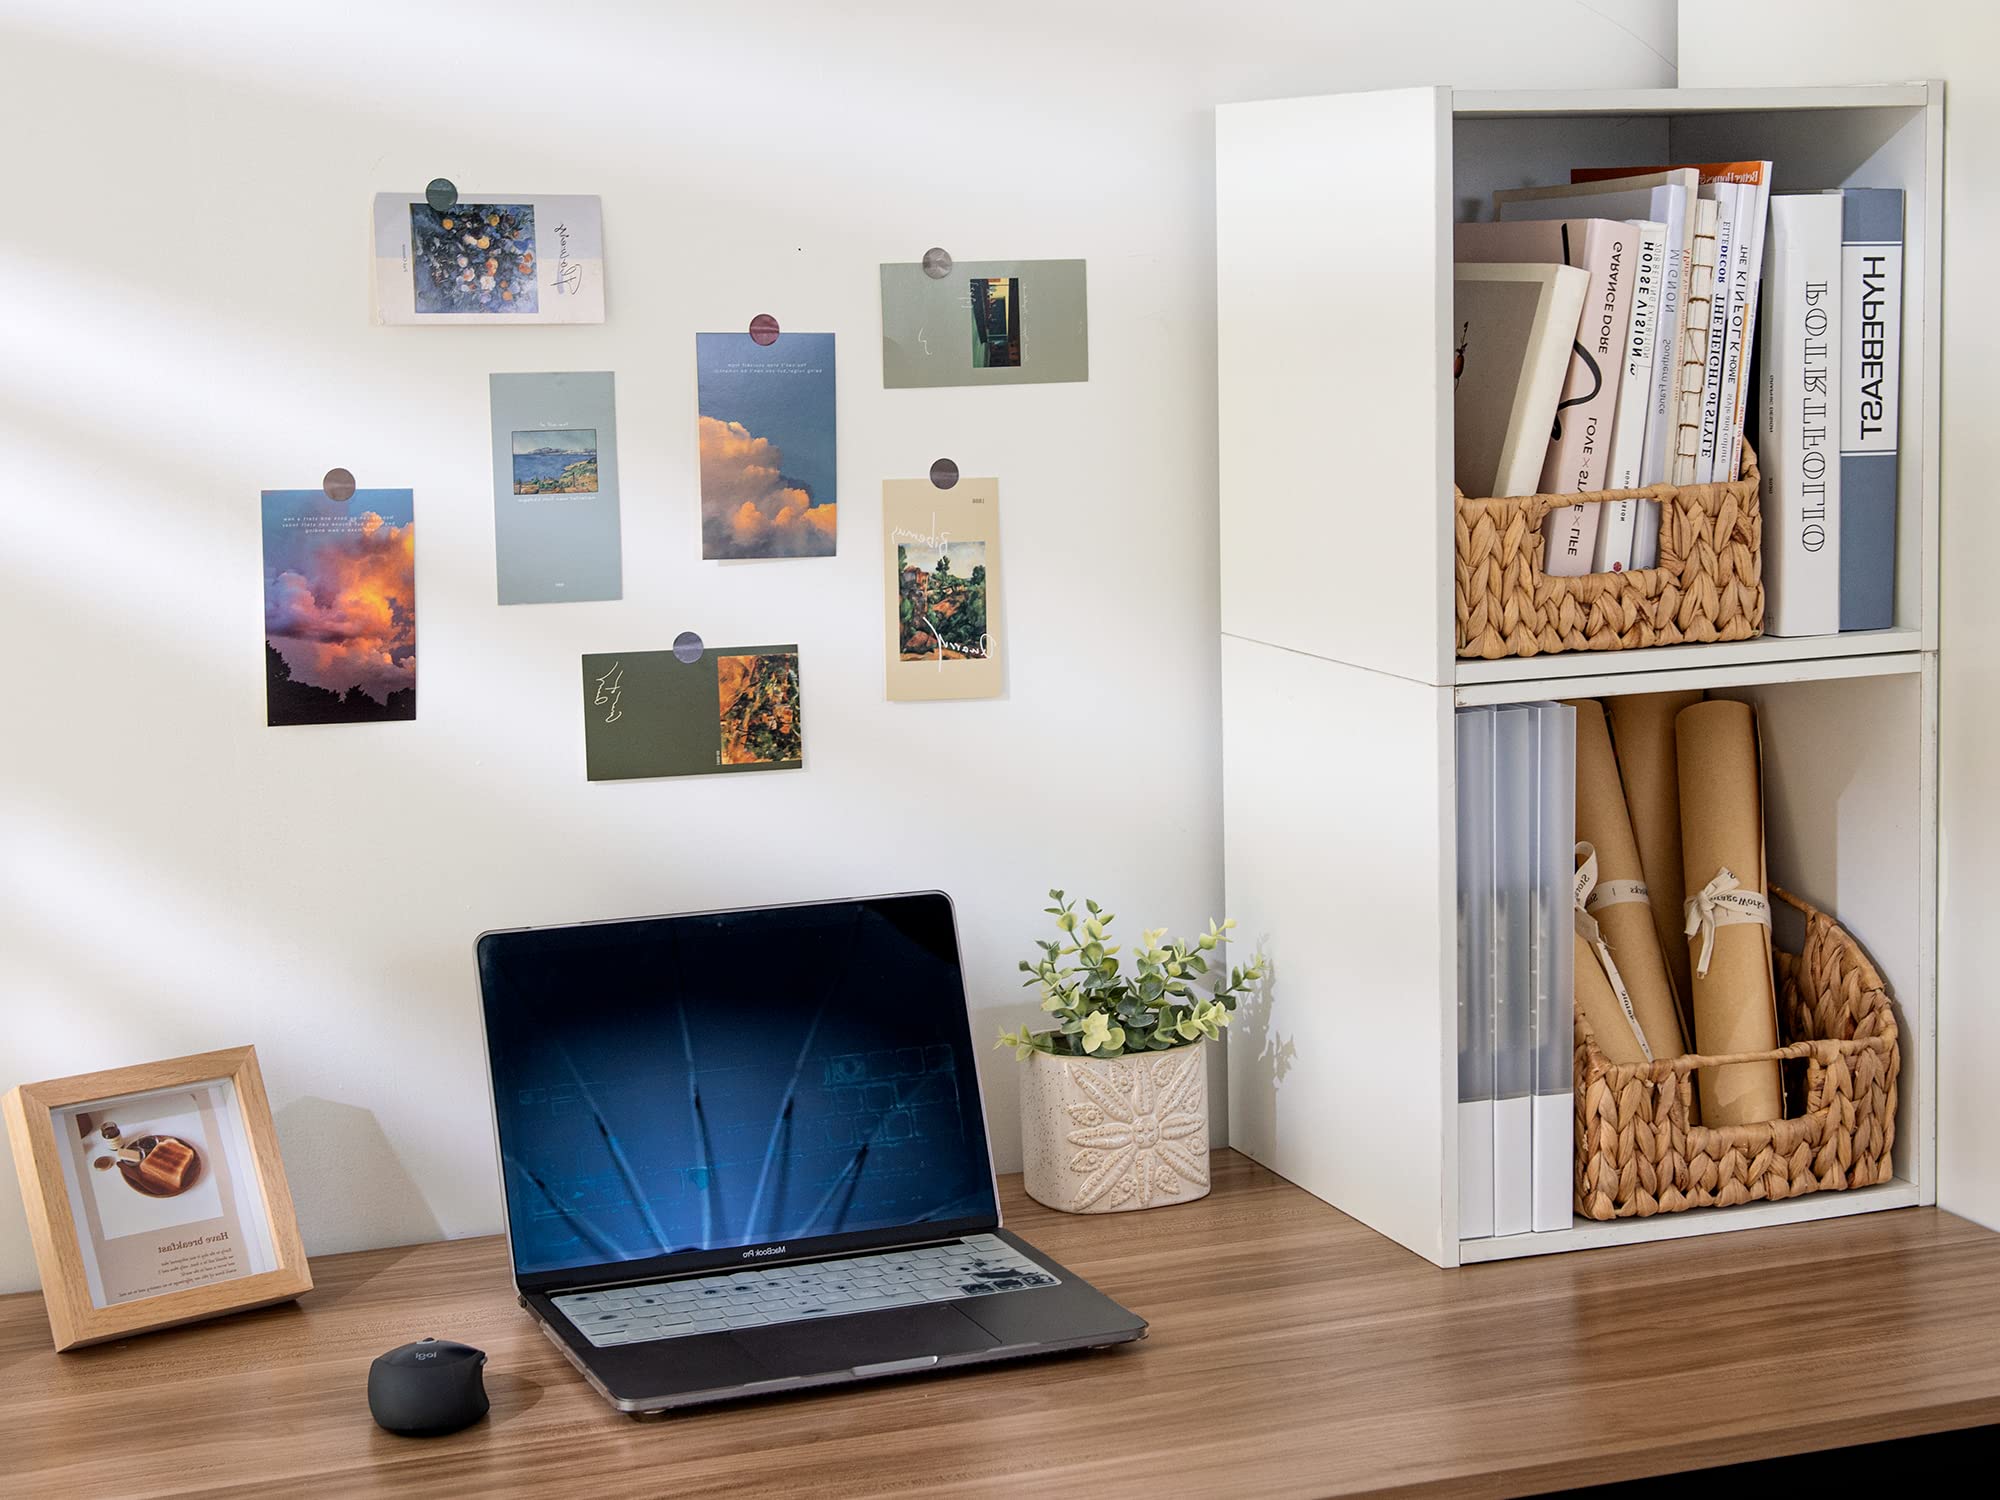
275 1097 446 1257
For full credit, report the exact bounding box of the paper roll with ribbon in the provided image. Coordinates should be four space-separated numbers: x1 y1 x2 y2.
1606 690 1703 1038
1675 699 1783 1125
1573 843 1652 1064
1569 699 1686 1059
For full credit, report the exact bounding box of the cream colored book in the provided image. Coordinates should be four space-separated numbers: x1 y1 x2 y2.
1452 263 1589 501
1674 197 1722 485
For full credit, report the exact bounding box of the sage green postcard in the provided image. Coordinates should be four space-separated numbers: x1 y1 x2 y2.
582 645 802 781
879 258 1088 388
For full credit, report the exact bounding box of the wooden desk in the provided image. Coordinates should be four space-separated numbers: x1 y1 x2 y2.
7 1150 2000 1498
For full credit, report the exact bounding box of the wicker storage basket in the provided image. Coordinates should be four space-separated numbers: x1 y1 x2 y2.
1573 887 1899 1221
1456 448 1764 660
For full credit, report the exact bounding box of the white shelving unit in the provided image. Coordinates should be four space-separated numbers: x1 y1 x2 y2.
1216 83 1943 1268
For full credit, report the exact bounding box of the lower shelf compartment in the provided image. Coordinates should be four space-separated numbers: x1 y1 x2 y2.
1457 1177 1922 1262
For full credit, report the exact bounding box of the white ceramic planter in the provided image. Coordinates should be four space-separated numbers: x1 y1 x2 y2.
1019 1041 1211 1213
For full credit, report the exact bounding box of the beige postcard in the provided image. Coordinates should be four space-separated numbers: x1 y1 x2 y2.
883 478 1003 702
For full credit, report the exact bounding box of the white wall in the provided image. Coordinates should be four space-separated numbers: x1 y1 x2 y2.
0 0 1673 1292
1677 0 2000 1230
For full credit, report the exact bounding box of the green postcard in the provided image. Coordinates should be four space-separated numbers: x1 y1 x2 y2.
582 645 803 781
879 258 1088 388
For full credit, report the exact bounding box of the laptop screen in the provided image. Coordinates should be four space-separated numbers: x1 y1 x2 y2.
476 893 1000 1287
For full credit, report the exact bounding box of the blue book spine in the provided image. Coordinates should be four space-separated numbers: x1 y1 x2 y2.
1838 188 1903 632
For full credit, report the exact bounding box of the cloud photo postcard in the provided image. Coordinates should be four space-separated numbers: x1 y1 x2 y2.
695 332 837 560
261 488 416 726
371 192 605 324
490 372 622 605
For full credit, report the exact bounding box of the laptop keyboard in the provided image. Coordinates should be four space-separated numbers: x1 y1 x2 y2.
554 1234 1060 1348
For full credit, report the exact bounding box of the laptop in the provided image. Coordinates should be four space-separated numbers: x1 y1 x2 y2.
474 891 1147 1414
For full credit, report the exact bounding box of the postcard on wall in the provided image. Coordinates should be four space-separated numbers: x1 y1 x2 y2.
879 258 1087 388
53 1080 278 1310
370 192 605 324
262 488 416 725
582 645 803 780
490 372 622 605
695 333 837 560
883 477 1003 702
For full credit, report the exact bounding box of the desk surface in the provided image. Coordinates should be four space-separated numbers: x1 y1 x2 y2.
8 1150 2000 1498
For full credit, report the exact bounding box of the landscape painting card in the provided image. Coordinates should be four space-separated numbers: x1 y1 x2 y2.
695 332 837 560
883 477 1003 702
581 645 803 781
879 258 1088 388
261 488 415 726
371 192 604 324
490 372 622 604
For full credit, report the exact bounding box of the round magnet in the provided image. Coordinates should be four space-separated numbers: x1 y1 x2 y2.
748 314 780 346
425 179 458 212
921 248 953 280
929 458 959 490
672 631 705 664
322 468 357 502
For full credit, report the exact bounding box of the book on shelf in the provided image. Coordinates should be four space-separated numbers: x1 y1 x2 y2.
1675 197 1722 486
1452 264 1590 503
1592 218 1668 571
1835 187 1904 632
1456 707 1496 1242
1758 194 1843 637
1577 162 1772 485
1495 172 1695 498
1529 701 1576 1232
1490 705 1534 1239
1455 219 1638 577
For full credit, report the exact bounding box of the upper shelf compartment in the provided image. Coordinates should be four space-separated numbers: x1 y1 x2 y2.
1217 83 1940 690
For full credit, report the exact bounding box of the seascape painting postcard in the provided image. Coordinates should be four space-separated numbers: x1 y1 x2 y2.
581 645 803 781
882 477 1003 702
490 372 622 604
695 332 837 560
261 488 416 726
371 193 605 324
879 258 1087 388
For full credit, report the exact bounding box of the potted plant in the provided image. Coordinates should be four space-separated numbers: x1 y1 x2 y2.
997 891 1266 1214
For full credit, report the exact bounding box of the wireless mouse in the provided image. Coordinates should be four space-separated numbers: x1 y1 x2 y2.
367 1338 490 1437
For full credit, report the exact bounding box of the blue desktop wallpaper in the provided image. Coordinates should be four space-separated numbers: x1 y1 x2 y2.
479 898 998 1277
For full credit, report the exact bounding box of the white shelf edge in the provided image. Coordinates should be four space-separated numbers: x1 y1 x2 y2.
1456 1178 1921 1262
1454 647 1928 707
1454 628 1926 691
1452 83 1931 119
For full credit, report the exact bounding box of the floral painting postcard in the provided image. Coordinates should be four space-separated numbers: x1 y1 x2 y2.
879 258 1087 387
490 372 622 604
882 477 1003 702
371 192 605 324
695 333 837 560
261 488 416 725
581 644 803 780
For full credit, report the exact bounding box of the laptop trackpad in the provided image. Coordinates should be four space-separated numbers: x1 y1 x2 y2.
739 1304 998 1376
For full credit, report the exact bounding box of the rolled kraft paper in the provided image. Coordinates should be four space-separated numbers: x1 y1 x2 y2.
1568 700 1686 1058
1676 699 1782 1125
1607 690 1703 1030
1574 930 1649 1065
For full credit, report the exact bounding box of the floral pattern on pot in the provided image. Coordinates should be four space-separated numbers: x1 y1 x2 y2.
1021 1043 1210 1213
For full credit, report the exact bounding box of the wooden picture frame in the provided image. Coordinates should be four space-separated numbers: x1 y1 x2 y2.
2 1046 312 1350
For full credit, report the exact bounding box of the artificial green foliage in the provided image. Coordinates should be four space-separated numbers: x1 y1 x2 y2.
996 890 1267 1060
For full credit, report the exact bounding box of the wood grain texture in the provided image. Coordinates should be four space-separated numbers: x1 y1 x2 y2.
6 1151 2000 1499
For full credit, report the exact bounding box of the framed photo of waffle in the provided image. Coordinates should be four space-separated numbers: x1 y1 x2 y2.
3 1046 311 1350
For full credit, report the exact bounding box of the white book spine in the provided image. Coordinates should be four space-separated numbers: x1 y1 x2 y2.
1727 172 1773 484
1640 188 1685 489
1697 185 1738 484
1758 195 1843 636
1592 220 1665 571
1673 198 1720 486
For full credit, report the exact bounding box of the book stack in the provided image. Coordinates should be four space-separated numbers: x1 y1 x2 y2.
1451 161 1907 625
1455 702 1574 1240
